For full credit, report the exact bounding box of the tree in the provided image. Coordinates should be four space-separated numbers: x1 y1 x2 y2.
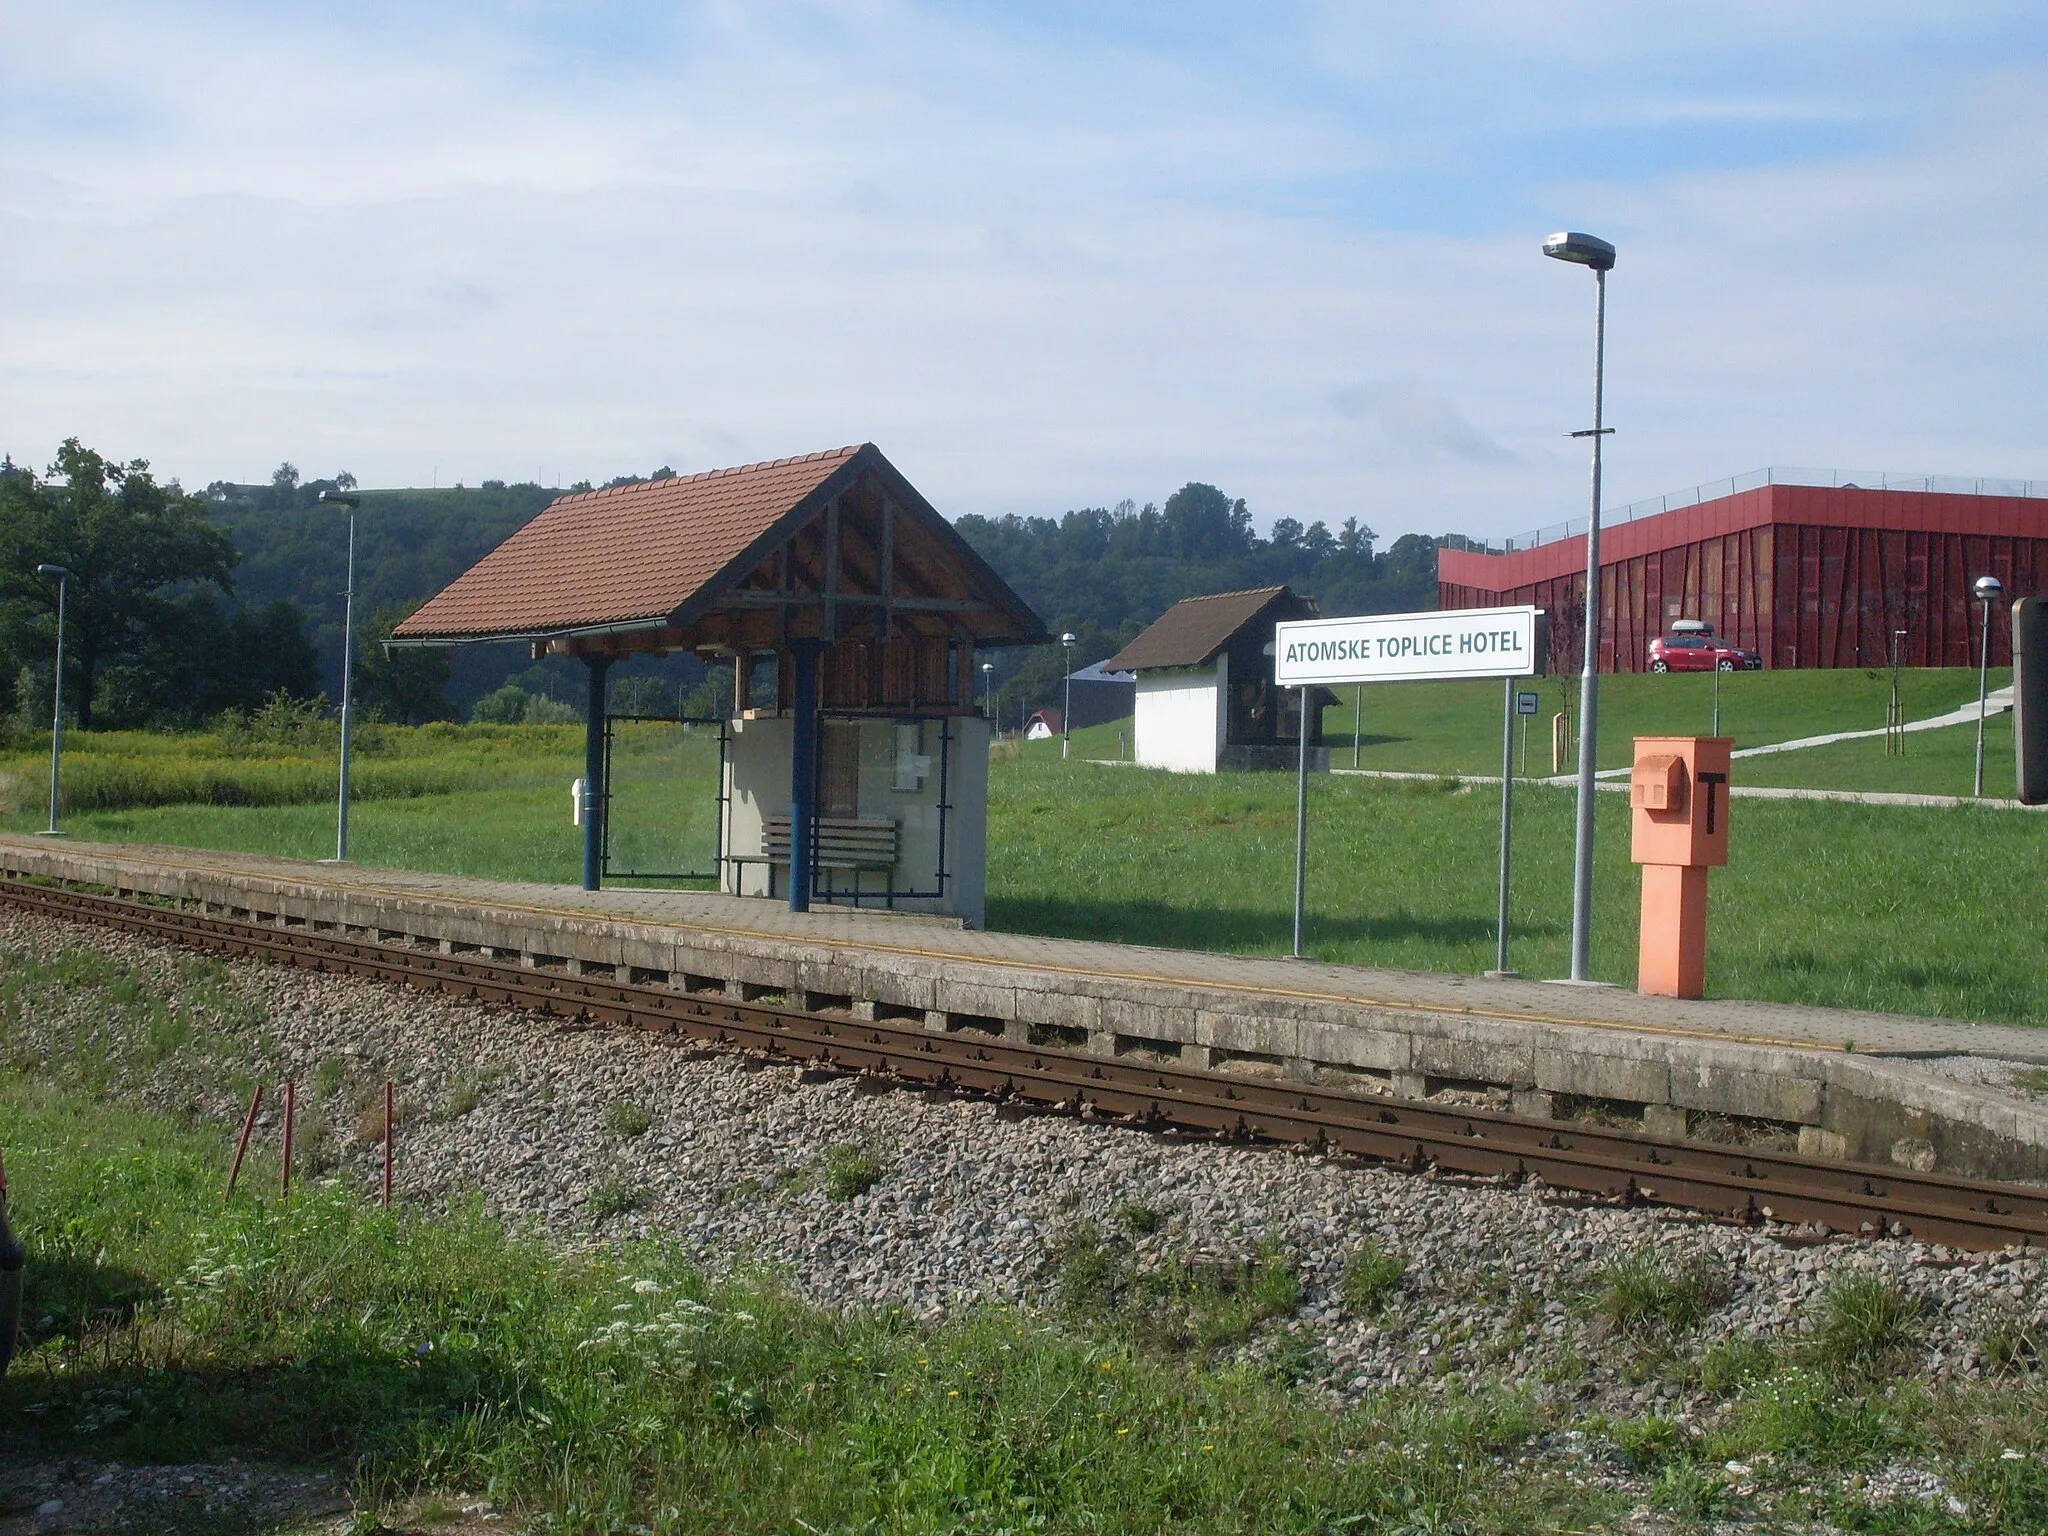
0 439 239 729
355 602 453 724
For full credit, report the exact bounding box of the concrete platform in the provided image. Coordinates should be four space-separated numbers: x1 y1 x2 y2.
5 834 2046 1183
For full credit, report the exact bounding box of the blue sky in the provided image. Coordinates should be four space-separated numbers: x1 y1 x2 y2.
4 1 2047 542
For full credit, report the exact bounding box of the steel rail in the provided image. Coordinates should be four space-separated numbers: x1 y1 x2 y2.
6 876 2045 1252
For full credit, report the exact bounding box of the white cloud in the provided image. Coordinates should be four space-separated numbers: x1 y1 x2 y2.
1 2 2045 543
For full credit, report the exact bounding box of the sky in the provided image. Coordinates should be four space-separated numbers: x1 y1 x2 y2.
4 1 2047 544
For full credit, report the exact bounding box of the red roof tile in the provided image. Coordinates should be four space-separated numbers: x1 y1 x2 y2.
394 448 865 642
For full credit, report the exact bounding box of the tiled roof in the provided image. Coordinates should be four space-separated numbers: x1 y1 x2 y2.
1104 586 1316 672
393 448 864 642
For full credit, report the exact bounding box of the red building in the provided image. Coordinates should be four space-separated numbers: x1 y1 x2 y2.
1437 470 2048 672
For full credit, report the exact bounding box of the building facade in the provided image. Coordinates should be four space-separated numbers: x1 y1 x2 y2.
1438 475 2048 672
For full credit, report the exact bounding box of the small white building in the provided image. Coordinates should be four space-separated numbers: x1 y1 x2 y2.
1104 586 1333 773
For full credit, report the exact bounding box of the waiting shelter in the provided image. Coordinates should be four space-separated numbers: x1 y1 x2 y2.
392 444 1045 925
1105 586 1333 772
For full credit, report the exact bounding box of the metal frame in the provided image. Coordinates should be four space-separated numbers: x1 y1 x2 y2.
599 712 730 882
807 710 954 908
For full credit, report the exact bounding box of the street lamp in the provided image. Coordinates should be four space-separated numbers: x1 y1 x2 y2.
981 661 995 724
1974 574 2005 796
1543 228 1617 984
34 564 68 836
319 489 362 861
1059 632 1076 758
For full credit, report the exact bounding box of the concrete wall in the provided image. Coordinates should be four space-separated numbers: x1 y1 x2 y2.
1133 661 1225 773
722 713 989 927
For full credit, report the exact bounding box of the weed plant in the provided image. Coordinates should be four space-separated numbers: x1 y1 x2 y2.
1806 1271 1923 1374
1597 1248 1729 1339
604 1099 653 1139
819 1143 885 1201
1054 1221 1300 1355
1340 1240 1408 1316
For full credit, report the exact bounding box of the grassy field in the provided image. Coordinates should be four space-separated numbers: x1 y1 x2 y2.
4 950 2047 1533
4 674 2044 1023
1306 666 2009 779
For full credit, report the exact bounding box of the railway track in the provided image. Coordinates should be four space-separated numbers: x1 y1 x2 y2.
7 875 2046 1253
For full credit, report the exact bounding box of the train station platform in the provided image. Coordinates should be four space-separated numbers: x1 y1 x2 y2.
4 834 2046 1182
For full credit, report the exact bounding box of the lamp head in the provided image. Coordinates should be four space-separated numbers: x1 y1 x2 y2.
1542 231 1616 271
318 489 362 508
1975 575 2005 603
1060 631 1076 645
35 563 68 579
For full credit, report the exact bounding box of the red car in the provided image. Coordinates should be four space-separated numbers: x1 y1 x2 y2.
1648 629 1763 673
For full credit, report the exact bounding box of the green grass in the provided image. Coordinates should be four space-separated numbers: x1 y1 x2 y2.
1339 1241 1407 1316
991 752 2048 1023
10 677 2048 1024
1596 1249 1728 1339
1739 710 2018 796
1300 666 2006 778
0 1083 1580 1534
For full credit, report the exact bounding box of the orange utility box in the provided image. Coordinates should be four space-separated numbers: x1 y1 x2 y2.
1629 736 1732 998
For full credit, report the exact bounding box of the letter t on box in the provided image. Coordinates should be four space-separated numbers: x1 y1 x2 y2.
1629 737 1732 998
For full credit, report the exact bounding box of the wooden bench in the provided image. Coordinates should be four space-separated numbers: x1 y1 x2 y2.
734 816 900 874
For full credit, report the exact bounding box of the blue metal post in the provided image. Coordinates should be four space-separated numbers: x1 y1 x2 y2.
582 656 611 891
788 639 823 912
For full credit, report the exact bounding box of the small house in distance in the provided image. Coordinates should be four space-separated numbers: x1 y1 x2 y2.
1104 586 1331 773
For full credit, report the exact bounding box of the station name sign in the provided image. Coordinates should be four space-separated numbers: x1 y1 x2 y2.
1273 605 1545 686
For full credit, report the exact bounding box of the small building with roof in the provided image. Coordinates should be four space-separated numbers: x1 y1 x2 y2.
393 444 1045 926
1103 586 1330 773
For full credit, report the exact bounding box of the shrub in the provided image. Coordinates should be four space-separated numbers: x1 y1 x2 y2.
1340 1240 1407 1315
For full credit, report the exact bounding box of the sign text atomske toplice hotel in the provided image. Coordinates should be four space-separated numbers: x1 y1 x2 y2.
1273 605 1544 686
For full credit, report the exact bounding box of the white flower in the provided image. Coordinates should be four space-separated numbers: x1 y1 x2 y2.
631 1279 662 1295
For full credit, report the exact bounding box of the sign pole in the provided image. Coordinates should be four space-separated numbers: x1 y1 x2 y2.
1292 685 1310 958
1491 678 1516 976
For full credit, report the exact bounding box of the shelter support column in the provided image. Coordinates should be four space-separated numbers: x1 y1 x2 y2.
788 638 824 913
582 656 612 892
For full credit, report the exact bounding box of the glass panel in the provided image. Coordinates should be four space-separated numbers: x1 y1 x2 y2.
604 718 725 881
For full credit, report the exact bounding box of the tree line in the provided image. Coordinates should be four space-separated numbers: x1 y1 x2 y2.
954 481 1447 724
0 442 1456 735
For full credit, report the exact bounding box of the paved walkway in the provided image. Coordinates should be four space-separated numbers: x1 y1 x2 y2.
9 834 2044 1066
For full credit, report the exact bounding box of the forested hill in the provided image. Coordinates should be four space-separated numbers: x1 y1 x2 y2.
954 486 1440 639
206 475 561 708
203 472 1448 718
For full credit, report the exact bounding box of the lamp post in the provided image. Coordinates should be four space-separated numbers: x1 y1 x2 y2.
981 661 995 725
1060 632 1076 758
1543 229 1617 984
319 489 362 861
34 564 68 836
1975 574 2005 797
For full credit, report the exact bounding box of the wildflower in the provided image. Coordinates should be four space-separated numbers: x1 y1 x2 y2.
631 1278 662 1295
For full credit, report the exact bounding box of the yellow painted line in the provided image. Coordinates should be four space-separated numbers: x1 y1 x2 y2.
3 839 1843 1055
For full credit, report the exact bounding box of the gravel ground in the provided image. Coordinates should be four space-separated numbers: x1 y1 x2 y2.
6 906 2048 1530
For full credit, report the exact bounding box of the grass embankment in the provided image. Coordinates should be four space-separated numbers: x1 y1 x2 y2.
5 943 2048 1532
1304 666 2009 782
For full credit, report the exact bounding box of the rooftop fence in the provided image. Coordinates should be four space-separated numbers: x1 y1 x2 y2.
1469 466 2048 558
